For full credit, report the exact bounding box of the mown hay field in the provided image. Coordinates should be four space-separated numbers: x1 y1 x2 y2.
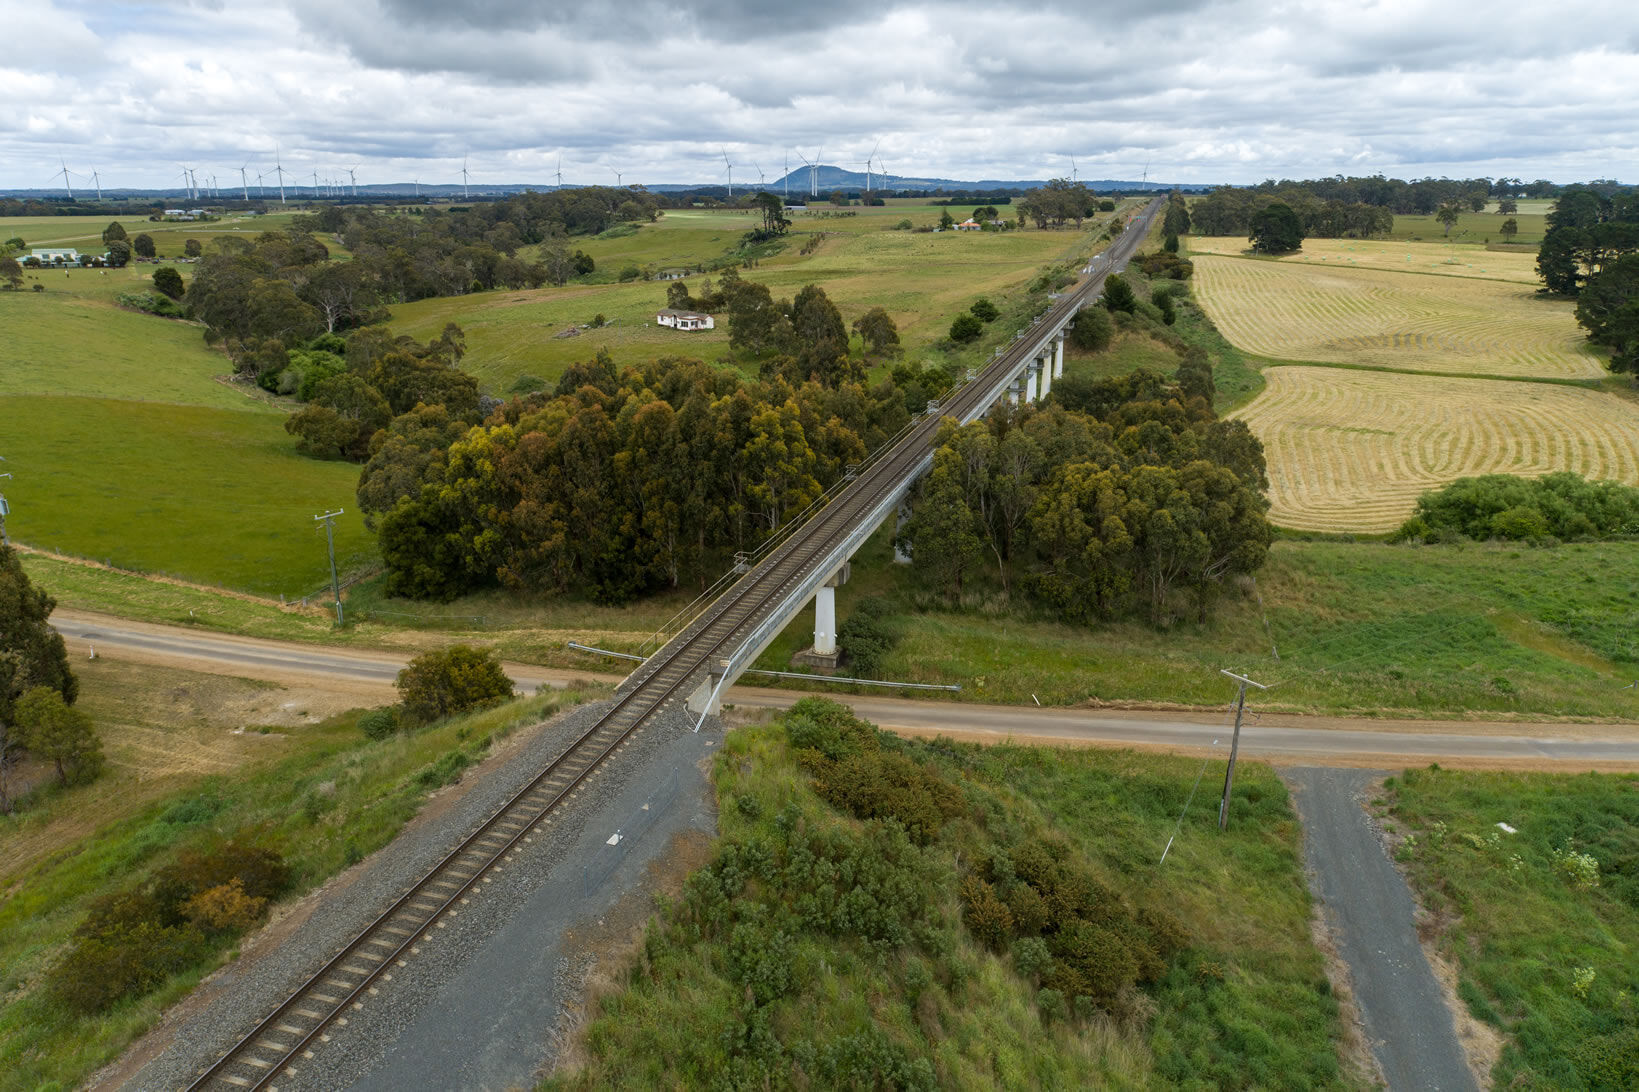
1187 235 1543 284
1233 367 1639 531
1190 248 1604 380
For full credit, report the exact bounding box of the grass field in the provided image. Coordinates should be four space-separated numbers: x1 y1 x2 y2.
1191 248 1604 380
1384 766 1639 1088
3 396 372 595
390 207 1116 393
1233 368 1639 531
2 210 322 259
741 518 1639 719
551 710 1357 1089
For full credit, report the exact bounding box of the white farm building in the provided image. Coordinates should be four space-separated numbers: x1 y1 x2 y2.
656 308 714 331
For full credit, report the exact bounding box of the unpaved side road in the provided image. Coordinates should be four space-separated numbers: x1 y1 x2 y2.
1284 768 1476 1091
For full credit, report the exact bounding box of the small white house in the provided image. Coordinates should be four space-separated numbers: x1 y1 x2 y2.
656 308 715 331
955 218 983 231
29 248 82 264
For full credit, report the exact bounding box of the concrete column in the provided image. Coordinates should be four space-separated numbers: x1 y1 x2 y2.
1024 361 1039 403
1039 351 1053 399
1054 333 1065 377
813 585 837 655
1007 376 1020 406
893 501 913 564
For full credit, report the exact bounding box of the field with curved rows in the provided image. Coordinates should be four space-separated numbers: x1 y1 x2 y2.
1190 248 1604 379
1232 367 1639 531
1188 236 1542 284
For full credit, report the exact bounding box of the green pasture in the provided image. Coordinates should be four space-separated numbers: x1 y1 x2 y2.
1389 209 1547 246
1 395 372 596
0 267 249 406
744 514 1639 719
2 210 332 259
392 213 1106 393
1386 767 1639 1087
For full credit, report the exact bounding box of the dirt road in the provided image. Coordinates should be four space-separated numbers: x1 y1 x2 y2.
53 609 1639 771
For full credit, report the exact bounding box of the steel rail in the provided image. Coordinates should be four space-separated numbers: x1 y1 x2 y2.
187 198 1159 1090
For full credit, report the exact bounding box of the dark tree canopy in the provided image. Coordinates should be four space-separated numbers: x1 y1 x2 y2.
152 266 185 300
1248 203 1304 254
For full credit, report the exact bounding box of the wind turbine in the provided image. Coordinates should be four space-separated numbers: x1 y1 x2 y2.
271 145 288 204
555 155 564 189
863 139 880 193
750 161 765 188
809 147 822 197
460 154 470 199
783 150 789 201
348 166 359 197
51 161 75 199
611 166 623 187
1142 159 1150 192
90 168 103 201
1069 154 1078 183
412 177 420 198
239 162 252 201
721 148 734 198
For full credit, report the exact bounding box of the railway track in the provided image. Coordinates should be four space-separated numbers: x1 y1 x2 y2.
187 198 1160 1091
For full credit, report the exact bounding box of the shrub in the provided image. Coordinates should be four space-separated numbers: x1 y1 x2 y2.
949 312 983 343
813 750 964 844
1397 472 1639 542
1067 305 1113 351
396 644 514 724
1014 935 1052 980
1100 273 1136 313
181 878 267 932
969 297 1000 323
359 706 401 740
960 874 1016 948
152 266 185 300
52 920 208 1013
837 597 899 677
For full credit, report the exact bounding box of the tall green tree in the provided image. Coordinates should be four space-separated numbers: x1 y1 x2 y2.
903 452 983 602
852 307 900 359
101 221 127 244
1248 203 1304 253
14 687 102 786
1575 253 1639 375
132 233 156 259
1500 217 1519 243
0 257 21 291
1435 204 1462 235
1 545 78 811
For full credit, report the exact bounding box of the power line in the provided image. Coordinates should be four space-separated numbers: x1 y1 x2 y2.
1217 670 1268 831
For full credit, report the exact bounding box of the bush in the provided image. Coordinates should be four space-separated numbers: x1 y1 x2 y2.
1100 273 1136 313
117 290 186 318
814 750 964 844
359 706 401 740
837 597 899 677
969 297 1000 323
152 266 185 300
1067 305 1113 351
1396 472 1639 542
396 644 514 724
949 312 983 343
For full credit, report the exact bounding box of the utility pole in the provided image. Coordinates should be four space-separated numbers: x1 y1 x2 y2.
1218 669 1268 831
0 456 11 546
314 509 345 625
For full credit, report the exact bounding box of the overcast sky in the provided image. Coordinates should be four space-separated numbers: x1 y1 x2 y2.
5 0 1636 192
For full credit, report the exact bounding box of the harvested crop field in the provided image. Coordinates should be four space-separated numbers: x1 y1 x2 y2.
1233 367 1639 531
1188 236 1543 285
1191 250 1604 379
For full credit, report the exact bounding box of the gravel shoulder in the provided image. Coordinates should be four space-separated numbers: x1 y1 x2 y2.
1284 767 1477 1091
110 700 723 1092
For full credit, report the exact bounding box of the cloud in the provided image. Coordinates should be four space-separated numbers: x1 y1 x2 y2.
2 0 1635 189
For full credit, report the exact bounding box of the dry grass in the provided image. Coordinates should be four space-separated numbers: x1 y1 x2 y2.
1190 248 1603 380
1233 367 1639 531
1188 236 1544 285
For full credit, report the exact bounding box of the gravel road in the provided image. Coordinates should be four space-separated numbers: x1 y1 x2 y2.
1284 767 1476 1091
122 700 723 1091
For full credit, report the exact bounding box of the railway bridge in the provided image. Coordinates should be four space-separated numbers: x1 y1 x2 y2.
189 196 1162 1091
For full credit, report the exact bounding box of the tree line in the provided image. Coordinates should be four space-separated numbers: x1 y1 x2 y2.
366 352 931 603
1536 187 1639 377
902 352 1271 626
1190 185 1393 239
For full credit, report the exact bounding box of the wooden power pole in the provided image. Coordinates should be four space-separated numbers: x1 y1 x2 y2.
1218 669 1268 831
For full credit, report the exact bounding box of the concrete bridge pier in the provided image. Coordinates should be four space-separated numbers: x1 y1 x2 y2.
1054 332 1065 378
1037 350 1052 400
1006 374 1022 406
793 562 851 670
1024 360 1039 403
